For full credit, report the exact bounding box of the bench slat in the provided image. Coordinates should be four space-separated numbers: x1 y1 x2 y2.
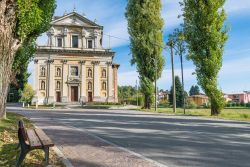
35 129 54 147
27 129 42 149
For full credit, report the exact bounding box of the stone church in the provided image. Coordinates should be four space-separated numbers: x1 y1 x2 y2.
32 11 119 105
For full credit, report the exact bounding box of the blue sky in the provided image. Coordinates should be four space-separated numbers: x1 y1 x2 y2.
30 0 250 93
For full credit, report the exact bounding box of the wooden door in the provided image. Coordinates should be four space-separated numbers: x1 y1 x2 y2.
56 92 61 102
71 86 78 102
88 92 93 102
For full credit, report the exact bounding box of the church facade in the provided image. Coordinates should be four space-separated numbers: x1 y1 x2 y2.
32 11 119 105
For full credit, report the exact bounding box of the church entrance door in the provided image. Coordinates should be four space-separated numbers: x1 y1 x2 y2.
56 92 61 102
88 92 93 102
71 86 78 102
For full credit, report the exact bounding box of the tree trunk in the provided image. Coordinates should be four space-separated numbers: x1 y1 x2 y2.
0 0 20 119
143 94 151 109
211 101 219 116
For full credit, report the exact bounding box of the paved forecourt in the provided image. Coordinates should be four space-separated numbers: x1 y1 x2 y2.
8 107 250 167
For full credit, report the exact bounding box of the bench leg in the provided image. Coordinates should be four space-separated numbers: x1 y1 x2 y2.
16 149 28 167
44 147 49 165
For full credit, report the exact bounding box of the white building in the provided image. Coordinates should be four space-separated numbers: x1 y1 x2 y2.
32 11 119 105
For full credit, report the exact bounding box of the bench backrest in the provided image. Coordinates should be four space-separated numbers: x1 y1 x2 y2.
18 120 28 143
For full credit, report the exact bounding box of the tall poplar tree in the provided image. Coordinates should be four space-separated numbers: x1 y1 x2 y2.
0 0 56 119
182 0 228 115
126 0 164 109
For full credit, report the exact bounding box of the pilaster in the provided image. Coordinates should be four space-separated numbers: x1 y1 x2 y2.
61 60 68 102
92 61 101 101
107 62 114 102
80 60 86 102
48 59 55 104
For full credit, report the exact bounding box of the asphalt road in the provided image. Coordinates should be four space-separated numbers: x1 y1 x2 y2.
8 107 250 167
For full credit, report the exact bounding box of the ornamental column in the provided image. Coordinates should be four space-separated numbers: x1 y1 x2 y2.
80 60 86 102
48 59 55 104
107 62 113 102
112 64 120 103
92 61 101 101
61 60 68 102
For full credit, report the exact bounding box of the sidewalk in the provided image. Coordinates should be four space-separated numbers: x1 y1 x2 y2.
33 118 162 167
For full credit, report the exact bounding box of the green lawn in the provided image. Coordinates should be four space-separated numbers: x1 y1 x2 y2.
142 107 250 122
0 112 64 167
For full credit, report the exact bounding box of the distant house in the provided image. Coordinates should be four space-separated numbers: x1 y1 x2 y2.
188 94 209 106
226 91 250 104
158 90 169 101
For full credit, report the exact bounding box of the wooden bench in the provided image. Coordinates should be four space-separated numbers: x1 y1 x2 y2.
16 120 54 167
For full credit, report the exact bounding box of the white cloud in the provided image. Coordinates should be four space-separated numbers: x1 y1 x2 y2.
224 0 250 13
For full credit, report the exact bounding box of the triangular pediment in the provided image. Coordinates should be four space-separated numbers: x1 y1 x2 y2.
52 12 102 28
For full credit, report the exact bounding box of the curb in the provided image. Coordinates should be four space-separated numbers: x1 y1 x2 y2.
33 125 74 167
52 146 74 167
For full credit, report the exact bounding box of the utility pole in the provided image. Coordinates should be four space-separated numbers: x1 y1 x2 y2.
168 40 176 113
136 80 138 108
180 51 185 114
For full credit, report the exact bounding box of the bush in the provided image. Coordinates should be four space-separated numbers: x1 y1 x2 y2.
246 103 250 108
226 102 232 107
240 102 245 107
187 101 197 109
203 102 211 109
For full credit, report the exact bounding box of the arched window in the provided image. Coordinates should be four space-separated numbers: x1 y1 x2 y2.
56 68 61 76
56 81 60 90
40 67 46 76
102 69 106 78
41 81 45 90
88 68 92 78
88 81 92 90
102 82 106 90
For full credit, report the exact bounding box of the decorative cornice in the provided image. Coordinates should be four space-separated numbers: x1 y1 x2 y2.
36 47 115 56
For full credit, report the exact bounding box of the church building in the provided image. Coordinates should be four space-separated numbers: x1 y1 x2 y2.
32 11 119 105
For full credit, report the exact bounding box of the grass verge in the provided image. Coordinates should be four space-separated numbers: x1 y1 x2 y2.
142 108 250 122
0 112 65 167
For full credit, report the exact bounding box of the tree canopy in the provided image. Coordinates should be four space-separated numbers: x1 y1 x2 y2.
0 0 56 119
182 0 228 115
189 85 200 96
126 0 165 109
20 84 35 104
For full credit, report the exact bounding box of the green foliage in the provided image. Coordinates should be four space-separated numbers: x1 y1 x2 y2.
189 85 200 96
20 84 35 104
8 39 36 102
118 85 142 105
169 76 185 107
126 0 165 109
17 0 56 40
140 76 154 108
182 0 228 115
169 26 187 58
187 100 197 109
